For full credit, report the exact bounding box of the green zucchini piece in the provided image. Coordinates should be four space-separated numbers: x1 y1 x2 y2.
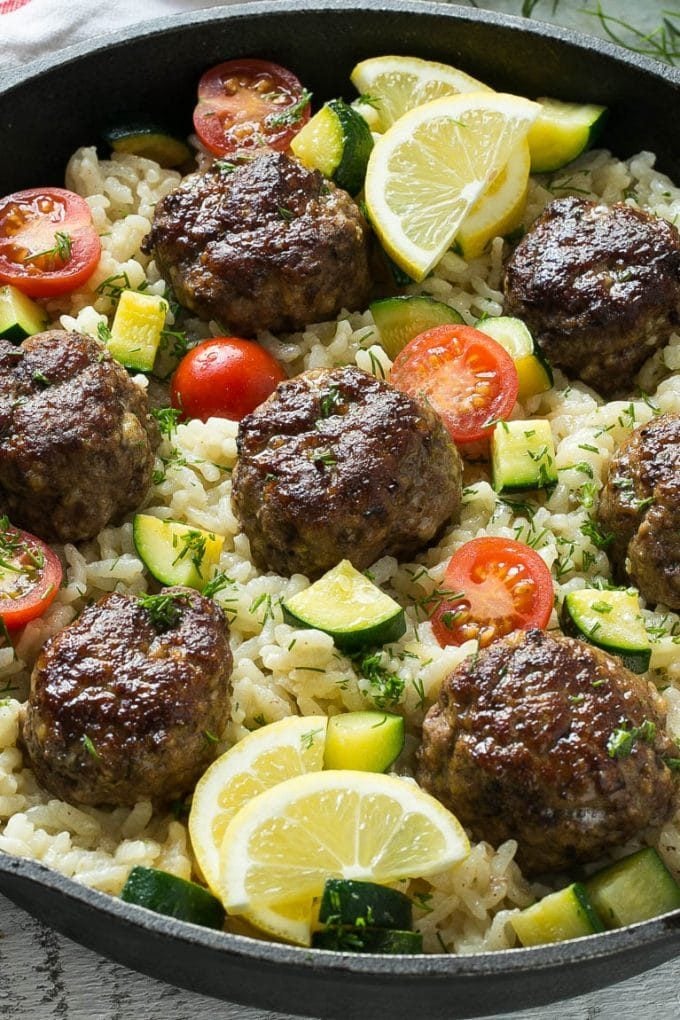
0 285 46 343
133 514 225 591
323 711 405 772
312 927 422 953
108 289 167 372
511 882 604 947
562 588 651 674
491 419 557 493
585 848 680 929
290 98 374 195
121 865 225 929
371 294 463 360
103 122 192 168
282 559 406 651
527 98 608 174
318 878 413 930
476 316 553 400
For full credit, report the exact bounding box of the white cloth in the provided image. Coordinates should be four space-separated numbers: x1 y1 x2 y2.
0 0 240 71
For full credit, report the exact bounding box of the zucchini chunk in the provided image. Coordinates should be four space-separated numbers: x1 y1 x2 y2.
562 588 651 674
103 122 192 168
318 878 413 930
290 98 374 196
0 284 46 342
108 289 167 372
527 98 607 174
323 711 405 772
370 294 462 360
511 882 603 947
281 559 406 651
312 927 422 953
491 419 557 494
133 514 225 592
476 315 553 400
121 865 225 929
585 848 680 928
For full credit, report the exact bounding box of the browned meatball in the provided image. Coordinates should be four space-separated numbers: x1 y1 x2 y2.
0 330 158 544
598 413 680 609
22 588 232 807
503 196 680 395
142 151 372 336
417 629 679 875
231 365 463 578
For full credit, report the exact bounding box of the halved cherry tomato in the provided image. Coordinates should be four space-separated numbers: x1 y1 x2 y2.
389 324 519 445
193 59 311 157
430 536 554 648
0 187 101 297
170 336 287 422
0 520 63 630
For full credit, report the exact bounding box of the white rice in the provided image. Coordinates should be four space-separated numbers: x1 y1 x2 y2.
0 143 678 953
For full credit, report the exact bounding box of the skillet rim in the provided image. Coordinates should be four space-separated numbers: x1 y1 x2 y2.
2 0 679 95
0 0 679 993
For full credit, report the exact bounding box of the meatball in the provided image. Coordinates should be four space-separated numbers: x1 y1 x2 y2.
0 330 158 544
142 151 372 336
503 196 680 395
22 587 232 807
231 365 463 578
417 629 679 875
598 413 680 609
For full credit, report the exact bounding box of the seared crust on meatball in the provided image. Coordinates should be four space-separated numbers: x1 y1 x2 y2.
503 196 680 395
22 588 232 807
0 330 158 544
417 629 679 875
598 413 680 609
143 151 372 336
231 365 463 578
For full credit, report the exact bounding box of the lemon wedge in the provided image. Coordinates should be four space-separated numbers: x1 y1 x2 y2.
351 54 491 132
455 138 530 259
218 770 469 917
364 91 540 281
189 715 327 944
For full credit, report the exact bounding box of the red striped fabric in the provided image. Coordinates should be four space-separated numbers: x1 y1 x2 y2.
0 0 32 13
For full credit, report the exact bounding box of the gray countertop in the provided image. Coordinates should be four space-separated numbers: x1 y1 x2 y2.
2 1 678 1018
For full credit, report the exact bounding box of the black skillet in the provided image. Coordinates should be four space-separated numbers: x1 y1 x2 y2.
0 3 679 1017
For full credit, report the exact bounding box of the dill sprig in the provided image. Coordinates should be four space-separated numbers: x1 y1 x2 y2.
137 591 187 630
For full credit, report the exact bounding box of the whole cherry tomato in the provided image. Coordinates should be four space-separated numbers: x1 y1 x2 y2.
170 336 286 422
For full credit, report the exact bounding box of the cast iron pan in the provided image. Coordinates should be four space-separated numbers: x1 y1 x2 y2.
0 3 679 1017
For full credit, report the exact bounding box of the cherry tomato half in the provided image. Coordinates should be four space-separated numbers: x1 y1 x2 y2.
430 536 554 649
0 521 63 630
193 59 311 157
170 337 287 422
389 324 519 445
0 187 101 297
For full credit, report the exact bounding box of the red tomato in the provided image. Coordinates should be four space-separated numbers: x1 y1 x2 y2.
0 187 101 297
0 521 63 630
193 59 311 157
389 324 519 444
170 337 287 422
430 536 554 648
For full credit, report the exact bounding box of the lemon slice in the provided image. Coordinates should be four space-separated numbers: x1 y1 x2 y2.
455 138 530 259
189 715 327 944
219 769 469 914
365 91 540 281
351 54 491 132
